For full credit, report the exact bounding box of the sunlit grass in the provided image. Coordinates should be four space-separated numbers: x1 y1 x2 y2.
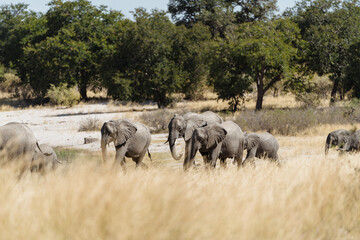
0 153 359 240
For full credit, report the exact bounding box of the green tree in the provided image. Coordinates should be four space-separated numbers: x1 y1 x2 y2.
107 9 194 108
171 23 212 99
18 0 123 99
0 3 46 68
210 18 303 110
287 0 360 104
168 0 277 37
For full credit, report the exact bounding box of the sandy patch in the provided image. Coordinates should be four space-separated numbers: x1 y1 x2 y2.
0 103 183 153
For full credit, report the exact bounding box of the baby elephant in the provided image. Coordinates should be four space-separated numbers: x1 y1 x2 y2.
101 119 151 170
243 132 279 164
31 144 59 173
325 129 351 155
339 130 360 153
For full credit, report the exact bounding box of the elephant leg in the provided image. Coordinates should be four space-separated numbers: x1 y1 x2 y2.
220 158 227 168
114 146 127 171
243 148 257 167
234 156 242 169
133 150 149 170
200 152 209 166
134 160 148 169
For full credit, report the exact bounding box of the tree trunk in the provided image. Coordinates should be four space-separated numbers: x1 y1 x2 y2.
79 69 89 101
256 74 264 111
330 78 339 106
80 83 87 101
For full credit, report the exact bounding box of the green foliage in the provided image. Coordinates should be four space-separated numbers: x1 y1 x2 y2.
18 0 124 99
210 18 303 110
46 83 80 107
106 9 207 108
287 0 360 104
168 0 277 37
0 72 33 99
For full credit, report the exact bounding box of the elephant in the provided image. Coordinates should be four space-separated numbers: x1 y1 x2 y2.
243 132 279 164
339 130 360 153
167 111 223 167
325 129 351 155
101 119 151 170
186 121 244 170
31 144 59 173
0 122 52 176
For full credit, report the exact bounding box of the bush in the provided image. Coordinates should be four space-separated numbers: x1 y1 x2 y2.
46 84 80 107
138 109 189 133
233 107 360 135
0 73 33 99
79 117 101 132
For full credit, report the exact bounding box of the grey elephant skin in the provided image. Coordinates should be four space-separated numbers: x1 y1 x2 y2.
0 122 51 176
31 144 59 172
243 132 279 163
101 119 151 170
325 129 351 155
167 111 223 167
340 130 360 152
187 121 244 170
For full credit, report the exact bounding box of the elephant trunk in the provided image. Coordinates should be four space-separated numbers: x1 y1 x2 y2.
325 135 332 155
169 131 182 161
184 138 200 171
101 135 108 164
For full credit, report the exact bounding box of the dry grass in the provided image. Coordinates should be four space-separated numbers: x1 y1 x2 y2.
78 117 102 132
0 131 359 240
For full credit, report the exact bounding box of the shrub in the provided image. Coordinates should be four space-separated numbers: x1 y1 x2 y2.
138 109 189 133
46 84 80 107
0 73 33 99
233 107 360 135
79 117 101 132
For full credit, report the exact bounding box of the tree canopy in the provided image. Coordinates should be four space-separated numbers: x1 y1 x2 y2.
1 0 360 109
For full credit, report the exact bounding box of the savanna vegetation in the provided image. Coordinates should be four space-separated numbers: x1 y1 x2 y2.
1 1 360 238
1 0 360 110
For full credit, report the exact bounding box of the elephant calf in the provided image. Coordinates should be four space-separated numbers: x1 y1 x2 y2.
101 119 151 170
325 129 351 155
339 130 360 153
243 132 279 164
31 144 59 173
187 121 244 170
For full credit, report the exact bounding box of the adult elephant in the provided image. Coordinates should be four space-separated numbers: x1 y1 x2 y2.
167 111 223 167
340 130 360 153
0 122 51 176
325 129 351 155
31 144 59 172
186 121 244 170
101 119 151 170
243 132 279 165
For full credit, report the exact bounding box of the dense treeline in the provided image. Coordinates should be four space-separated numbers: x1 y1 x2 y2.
0 0 360 110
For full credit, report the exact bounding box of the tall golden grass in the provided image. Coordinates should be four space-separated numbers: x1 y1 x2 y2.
0 148 359 239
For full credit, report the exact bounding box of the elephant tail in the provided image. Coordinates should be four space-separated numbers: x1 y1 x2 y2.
147 149 152 162
36 142 52 156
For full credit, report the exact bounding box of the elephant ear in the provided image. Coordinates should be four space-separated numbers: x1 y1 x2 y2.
247 134 260 149
206 125 227 149
114 120 137 146
184 119 207 141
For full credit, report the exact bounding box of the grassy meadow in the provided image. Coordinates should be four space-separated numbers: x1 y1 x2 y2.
0 94 360 239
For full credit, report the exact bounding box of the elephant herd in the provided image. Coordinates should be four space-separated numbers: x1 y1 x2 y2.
101 111 279 171
0 110 358 175
325 129 360 154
